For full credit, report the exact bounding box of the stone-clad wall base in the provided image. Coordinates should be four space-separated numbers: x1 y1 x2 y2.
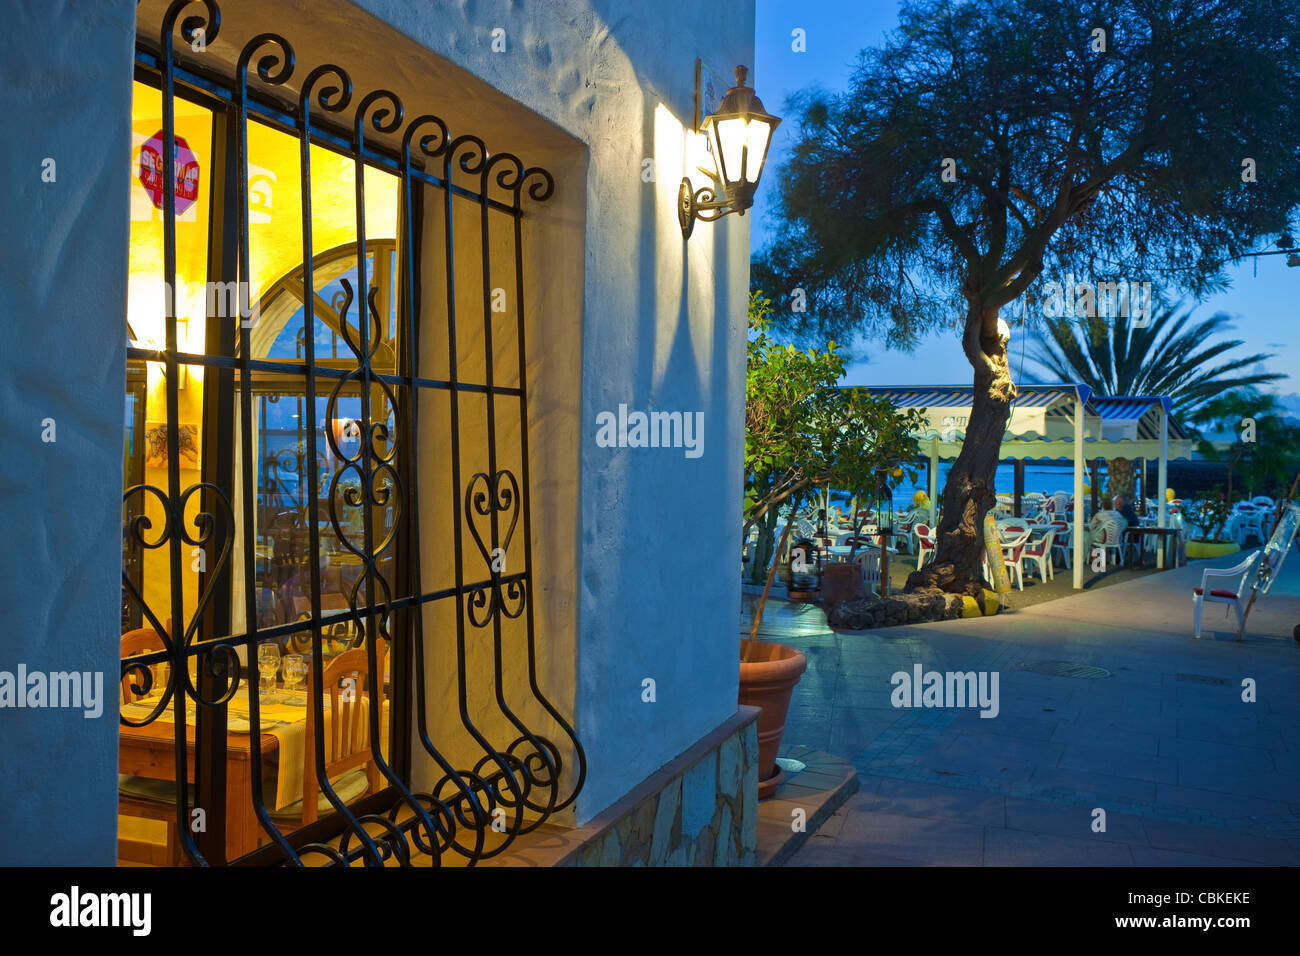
479 707 759 867
565 706 759 867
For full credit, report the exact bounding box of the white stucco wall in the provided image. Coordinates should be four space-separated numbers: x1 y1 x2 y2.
320 0 757 823
0 0 753 858
0 0 136 864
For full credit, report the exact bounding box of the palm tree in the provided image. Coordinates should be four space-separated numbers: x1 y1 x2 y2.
1026 304 1284 498
1192 391 1300 502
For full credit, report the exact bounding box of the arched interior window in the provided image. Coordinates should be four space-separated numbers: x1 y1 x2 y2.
241 240 400 643
250 240 398 365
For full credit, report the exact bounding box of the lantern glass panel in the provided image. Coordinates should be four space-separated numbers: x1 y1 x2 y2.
743 116 775 184
713 116 775 187
712 117 743 185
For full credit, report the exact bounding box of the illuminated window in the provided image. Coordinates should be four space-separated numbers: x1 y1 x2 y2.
119 3 582 867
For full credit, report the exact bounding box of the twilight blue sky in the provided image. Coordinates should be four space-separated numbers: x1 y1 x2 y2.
751 0 1299 414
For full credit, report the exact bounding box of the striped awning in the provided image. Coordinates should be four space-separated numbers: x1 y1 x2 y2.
860 384 1091 409
1092 396 1191 441
853 384 1098 442
851 384 1193 461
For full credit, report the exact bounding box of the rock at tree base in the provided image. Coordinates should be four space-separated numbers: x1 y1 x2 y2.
826 593 965 630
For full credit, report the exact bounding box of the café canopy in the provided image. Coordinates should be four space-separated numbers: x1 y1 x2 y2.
853 385 1194 588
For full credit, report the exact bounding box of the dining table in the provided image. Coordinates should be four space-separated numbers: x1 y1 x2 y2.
826 543 900 561
119 675 389 861
1124 525 1181 570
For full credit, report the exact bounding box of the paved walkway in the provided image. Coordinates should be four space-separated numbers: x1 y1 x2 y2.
745 547 1300 866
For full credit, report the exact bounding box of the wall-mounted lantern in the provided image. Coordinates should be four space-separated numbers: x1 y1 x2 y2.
679 65 781 239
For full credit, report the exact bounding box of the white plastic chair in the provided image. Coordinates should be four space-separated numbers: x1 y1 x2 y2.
742 539 755 571
1235 507 1265 546
999 527 1032 590
1221 513 1248 548
914 523 936 569
1193 551 1264 639
1091 515 1126 569
855 549 882 596
893 509 920 554
1020 529 1056 583
1052 491 1070 518
1048 521 1072 568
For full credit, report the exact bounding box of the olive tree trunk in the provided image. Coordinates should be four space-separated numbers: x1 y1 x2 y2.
906 302 1015 596
1107 457 1136 500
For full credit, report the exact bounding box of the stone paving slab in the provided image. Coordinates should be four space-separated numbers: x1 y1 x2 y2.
760 545 1300 866
755 750 859 866
983 828 1136 867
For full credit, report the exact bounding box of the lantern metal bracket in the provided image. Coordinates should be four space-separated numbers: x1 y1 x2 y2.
678 179 744 239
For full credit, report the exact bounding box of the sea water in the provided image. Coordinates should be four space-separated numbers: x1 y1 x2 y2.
826 462 1108 515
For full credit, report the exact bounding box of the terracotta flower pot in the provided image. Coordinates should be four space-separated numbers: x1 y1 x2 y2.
738 639 807 799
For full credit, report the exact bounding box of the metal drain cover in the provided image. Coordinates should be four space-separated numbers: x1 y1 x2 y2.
1017 661 1112 679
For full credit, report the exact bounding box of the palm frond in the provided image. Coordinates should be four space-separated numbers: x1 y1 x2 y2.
1025 304 1281 417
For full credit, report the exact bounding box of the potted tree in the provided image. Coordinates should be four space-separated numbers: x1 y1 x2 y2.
1186 487 1241 560
1187 391 1300 558
742 291 921 795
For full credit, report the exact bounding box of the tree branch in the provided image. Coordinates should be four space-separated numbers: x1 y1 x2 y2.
921 199 983 269
967 169 1033 235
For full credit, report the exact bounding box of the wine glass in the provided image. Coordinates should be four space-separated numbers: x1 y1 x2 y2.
257 642 281 704
281 653 307 705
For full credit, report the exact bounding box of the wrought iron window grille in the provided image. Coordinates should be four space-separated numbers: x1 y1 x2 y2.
120 0 584 867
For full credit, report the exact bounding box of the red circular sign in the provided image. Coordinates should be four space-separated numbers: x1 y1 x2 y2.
138 130 200 215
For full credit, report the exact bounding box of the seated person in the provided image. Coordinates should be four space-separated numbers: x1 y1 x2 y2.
1113 494 1140 528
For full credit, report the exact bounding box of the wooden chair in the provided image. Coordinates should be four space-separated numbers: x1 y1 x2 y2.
118 627 188 866
271 640 386 828
286 592 351 652
120 627 167 702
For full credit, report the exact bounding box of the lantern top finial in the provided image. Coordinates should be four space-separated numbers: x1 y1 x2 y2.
715 64 774 118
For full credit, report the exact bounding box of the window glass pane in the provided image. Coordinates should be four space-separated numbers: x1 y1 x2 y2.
121 83 403 864
123 80 213 637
